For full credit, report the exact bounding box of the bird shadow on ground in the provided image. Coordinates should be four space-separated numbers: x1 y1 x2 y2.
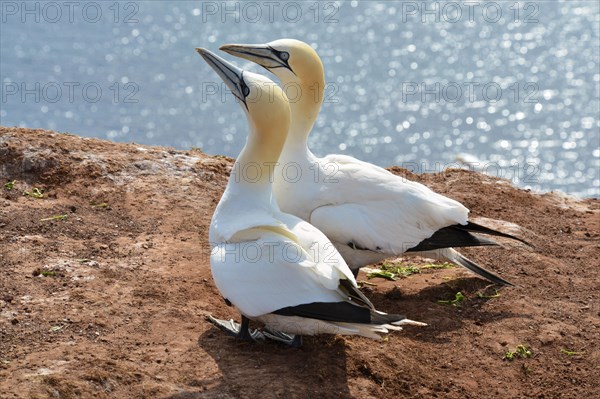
364 277 529 344
162 321 358 399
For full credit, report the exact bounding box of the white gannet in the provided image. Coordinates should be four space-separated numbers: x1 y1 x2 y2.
196 48 425 346
219 39 529 286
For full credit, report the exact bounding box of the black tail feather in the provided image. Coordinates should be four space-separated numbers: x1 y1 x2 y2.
406 226 499 253
339 278 375 310
273 301 406 325
406 221 531 253
449 250 514 286
370 311 407 325
459 221 532 246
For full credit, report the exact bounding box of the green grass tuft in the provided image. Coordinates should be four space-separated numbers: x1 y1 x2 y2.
23 188 44 198
40 214 68 222
421 262 455 270
437 291 465 306
504 344 532 361
367 260 455 281
4 180 16 190
560 348 585 356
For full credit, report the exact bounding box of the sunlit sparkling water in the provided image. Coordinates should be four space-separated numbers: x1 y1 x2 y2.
1 1 598 197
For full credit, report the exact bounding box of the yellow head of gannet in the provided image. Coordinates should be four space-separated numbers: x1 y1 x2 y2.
220 39 324 144
196 47 290 177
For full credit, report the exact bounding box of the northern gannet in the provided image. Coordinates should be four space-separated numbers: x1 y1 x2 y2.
196 48 425 346
220 39 529 286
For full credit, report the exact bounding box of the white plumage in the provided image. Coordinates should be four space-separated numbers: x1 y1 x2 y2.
197 47 424 344
220 39 525 284
210 216 353 318
276 152 470 269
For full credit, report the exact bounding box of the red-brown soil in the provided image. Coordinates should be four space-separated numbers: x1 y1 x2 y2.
1 127 598 398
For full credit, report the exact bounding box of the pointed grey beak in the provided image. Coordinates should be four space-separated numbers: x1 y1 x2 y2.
195 47 249 105
219 44 292 72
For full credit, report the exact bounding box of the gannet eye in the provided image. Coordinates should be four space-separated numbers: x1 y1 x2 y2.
241 83 250 97
280 51 290 61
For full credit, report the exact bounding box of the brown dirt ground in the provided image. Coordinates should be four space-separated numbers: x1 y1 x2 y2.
0 126 599 399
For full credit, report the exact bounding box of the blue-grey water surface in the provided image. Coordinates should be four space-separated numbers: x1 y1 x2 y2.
1 1 599 197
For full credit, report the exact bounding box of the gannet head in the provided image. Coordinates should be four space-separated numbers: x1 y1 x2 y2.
196 48 290 162
219 40 325 141
219 39 324 95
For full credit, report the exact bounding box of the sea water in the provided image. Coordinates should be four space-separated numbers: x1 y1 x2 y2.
1 1 598 197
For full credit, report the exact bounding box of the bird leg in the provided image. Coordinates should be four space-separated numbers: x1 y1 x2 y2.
237 315 254 341
206 315 265 341
207 315 302 347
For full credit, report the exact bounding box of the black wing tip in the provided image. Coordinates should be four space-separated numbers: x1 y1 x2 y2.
406 226 500 253
463 221 534 248
452 251 515 287
370 311 407 325
492 276 515 287
273 301 371 324
273 301 413 326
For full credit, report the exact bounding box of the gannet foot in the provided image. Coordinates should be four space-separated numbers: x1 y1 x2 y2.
263 329 303 348
206 315 265 342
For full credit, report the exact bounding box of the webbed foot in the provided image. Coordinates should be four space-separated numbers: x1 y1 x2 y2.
263 329 303 348
206 315 265 341
207 315 302 347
